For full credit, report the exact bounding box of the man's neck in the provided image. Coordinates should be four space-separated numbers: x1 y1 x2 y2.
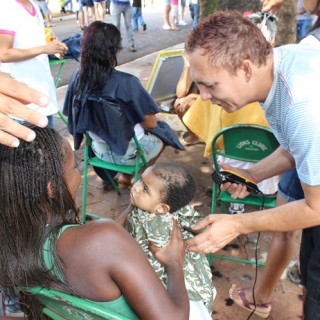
255 53 274 103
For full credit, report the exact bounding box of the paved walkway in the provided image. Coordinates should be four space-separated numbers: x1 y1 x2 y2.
53 46 303 320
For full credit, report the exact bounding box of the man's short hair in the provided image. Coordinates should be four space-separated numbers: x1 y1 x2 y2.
185 11 273 74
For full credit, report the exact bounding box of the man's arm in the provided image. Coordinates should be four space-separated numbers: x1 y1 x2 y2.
186 184 320 253
185 182 320 254
261 0 286 13
0 73 49 147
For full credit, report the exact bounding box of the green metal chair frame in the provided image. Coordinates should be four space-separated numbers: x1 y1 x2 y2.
26 287 132 320
49 58 72 126
209 124 279 266
82 134 148 222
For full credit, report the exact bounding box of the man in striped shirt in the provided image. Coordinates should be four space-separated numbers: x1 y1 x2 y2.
184 11 320 318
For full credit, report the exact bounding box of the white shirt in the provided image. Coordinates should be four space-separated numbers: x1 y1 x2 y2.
0 0 58 116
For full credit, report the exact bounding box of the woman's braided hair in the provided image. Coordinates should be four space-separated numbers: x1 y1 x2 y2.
0 124 79 318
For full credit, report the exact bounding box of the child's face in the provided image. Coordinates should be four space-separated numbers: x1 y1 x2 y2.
130 167 167 213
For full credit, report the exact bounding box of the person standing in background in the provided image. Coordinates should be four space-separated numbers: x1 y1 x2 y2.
297 0 313 40
178 0 187 25
93 0 106 21
37 0 54 27
81 0 96 29
111 0 136 52
189 0 198 30
132 0 147 32
163 0 171 30
0 0 67 128
170 0 180 30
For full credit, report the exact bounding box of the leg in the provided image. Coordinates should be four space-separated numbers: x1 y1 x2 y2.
123 6 135 50
78 7 85 29
137 8 145 27
300 19 313 39
301 226 320 319
163 0 171 29
131 7 138 31
230 168 304 316
82 5 89 27
170 4 179 30
179 0 186 24
191 4 198 30
112 4 121 30
88 4 96 22
94 1 101 20
174 100 198 144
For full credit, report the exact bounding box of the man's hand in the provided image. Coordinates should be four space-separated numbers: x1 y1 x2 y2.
219 163 257 199
44 40 68 58
0 73 49 147
185 214 240 254
261 0 285 13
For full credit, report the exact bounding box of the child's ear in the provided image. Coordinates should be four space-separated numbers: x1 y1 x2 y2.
156 203 170 214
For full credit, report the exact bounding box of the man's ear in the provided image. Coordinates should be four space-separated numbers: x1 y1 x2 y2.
47 181 54 198
241 59 253 81
156 203 170 214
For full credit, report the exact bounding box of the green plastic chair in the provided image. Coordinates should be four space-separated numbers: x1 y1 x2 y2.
49 58 73 125
26 287 132 320
82 134 148 222
209 124 279 266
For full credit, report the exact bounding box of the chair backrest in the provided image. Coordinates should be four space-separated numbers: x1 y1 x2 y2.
212 124 279 170
27 287 132 320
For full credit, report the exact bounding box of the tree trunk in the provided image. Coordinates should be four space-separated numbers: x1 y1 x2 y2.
198 0 296 45
275 0 296 45
218 0 261 13
198 0 218 21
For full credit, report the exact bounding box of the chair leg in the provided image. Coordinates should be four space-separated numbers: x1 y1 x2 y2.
211 183 218 213
104 169 121 195
82 146 89 223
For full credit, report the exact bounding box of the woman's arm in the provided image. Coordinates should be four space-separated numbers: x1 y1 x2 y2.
115 204 132 226
176 64 193 99
141 114 157 130
65 220 189 320
0 34 68 62
112 220 189 320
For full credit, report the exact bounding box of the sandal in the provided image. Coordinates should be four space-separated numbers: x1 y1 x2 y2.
229 284 271 319
287 262 302 285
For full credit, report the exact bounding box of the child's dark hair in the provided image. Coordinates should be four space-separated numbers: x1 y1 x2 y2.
151 163 196 212
0 124 79 318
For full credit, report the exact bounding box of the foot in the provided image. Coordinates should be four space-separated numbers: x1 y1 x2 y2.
102 180 113 192
229 203 245 214
163 24 171 30
178 20 187 26
115 173 133 189
181 132 202 146
170 26 180 31
143 23 147 31
129 45 136 52
287 262 302 285
229 285 271 319
133 28 138 32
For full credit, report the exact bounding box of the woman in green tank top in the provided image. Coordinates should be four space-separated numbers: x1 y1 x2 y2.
0 124 189 320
